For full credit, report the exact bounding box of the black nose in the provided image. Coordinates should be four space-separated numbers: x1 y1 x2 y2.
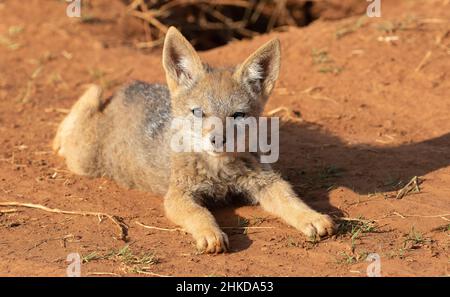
210 135 226 145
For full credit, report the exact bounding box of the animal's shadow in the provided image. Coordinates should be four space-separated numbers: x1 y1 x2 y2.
276 120 450 212
212 119 450 251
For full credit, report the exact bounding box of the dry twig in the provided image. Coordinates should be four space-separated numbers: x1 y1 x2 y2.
415 51 432 72
135 221 183 232
0 201 128 241
86 272 121 276
0 208 19 214
392 211 450 222
125 0 311 50
135 221 274 232
395 176 421 199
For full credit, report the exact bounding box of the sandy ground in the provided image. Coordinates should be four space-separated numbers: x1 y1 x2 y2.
0 0 449 276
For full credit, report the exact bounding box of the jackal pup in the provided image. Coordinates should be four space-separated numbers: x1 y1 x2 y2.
53 27 335 253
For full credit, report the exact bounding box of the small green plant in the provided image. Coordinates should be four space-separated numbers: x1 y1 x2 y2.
299 165 345 192
311 49 344 75
285 235 318 249
402 227 432 250
318 66 343 74
82 245 159 274
236 217 250 234
338 218 377 236
319 165 345 180
237 217 249 228
337 217 378 252
8 25 24 36
311 49 332 65
81 252 102 263
337 251 368 265
250 216 268 226
376 16 417 33
376 21 396 33
0 35 21 50
114 245 159 266
335 17 367 39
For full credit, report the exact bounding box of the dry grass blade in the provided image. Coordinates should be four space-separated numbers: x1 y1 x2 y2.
415 51 432 72
0 208 20 214
135 38 164 49
129 10 169 33
392 211 450 222
395 176 421 199
135 221 183 232
86 272 121 276
338 217 377 223
135 268 171 277
266 106 302 123
0 201 128 241
135 221 274 233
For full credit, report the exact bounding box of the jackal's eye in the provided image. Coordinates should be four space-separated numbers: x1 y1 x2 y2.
232 112 246 119
192 108 203 118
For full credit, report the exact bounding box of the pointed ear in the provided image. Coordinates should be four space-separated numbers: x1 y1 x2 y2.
234 39 281 99
162 27 204 93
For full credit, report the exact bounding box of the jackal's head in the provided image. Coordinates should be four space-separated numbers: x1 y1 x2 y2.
163 27 280 157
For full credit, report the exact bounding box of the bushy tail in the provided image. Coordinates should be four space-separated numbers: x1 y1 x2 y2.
53 84 103 154
71 84 103 116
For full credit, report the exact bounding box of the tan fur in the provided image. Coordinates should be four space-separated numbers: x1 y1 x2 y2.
54 27 335 253
53 84 103 176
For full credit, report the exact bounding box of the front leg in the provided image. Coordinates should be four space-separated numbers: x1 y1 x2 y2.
164 187 229 253
243 172 335 238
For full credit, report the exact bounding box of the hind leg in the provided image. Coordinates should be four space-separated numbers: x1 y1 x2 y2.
53 85 103 176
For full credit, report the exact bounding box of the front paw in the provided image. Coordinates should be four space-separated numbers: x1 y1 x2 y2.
296 212 335 238
193 228 229 254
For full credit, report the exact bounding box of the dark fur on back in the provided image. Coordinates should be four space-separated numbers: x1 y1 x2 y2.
122 81 171 138
97 81 173 194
